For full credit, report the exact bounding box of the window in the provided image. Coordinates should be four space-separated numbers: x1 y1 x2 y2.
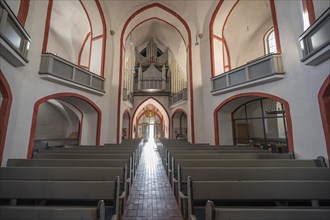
265 29 277 54
232 98 288 152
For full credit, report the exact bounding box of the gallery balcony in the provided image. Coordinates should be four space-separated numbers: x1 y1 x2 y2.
39 53 105 96
211 54 285 95
299 8 329 66
0 0 31 67
169 88 188 107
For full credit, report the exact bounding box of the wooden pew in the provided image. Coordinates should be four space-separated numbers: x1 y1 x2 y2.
183 177 330 220
176 166 330 210
205 204 330 220
7 158 135 194
0 177 121 220
37 146 142 174
0 200 106 220
34 153 132 159
169 158 326 188
0 166 128 219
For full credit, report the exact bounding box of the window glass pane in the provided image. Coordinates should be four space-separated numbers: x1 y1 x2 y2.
233 105 246 119
248 119 264 139
4 19 22 50
267 30 277 53
264 118 286 139
0 91 3 108
262 99 284 117
246 100 262 118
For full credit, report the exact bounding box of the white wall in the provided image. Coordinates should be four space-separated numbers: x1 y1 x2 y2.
199 0 329 162
5 0 20 16
35 101 70 139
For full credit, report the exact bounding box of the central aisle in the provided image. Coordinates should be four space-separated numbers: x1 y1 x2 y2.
122 141 184 220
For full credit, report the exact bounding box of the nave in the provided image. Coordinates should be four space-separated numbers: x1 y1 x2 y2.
123 141 183 220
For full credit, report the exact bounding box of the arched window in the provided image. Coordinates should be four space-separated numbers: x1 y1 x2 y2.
265 29 277 54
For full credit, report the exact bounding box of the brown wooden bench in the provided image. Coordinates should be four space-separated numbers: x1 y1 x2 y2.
169 158 326 187
176 166 330 211
183 177 330 220
0 177 121 220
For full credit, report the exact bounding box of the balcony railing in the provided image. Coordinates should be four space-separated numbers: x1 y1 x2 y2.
39 53 105 95
211 54 285 95
169 88 188 107
299 8 329 66
123 88 134 105
0 0 31 66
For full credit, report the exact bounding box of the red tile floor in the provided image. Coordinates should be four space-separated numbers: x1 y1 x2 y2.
122 141 184 220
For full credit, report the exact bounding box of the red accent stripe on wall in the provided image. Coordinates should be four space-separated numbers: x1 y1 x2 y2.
209 0 225 77
17 0 30 27
117 3 195 144
213 93 294 153
42 0 53 53
27 93 102 158
302 0 316 25
0 71 13 165
78 32 91 67
318 75 330 164
95 0 107 77
270 0 282 54
131 97 171 140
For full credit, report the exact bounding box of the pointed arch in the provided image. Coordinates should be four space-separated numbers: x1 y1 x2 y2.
171 108 187 139
117 2 195 143
0 71 13 164
214 92 294 152
131 97 170 139
28 93 101 158
318 75 330 164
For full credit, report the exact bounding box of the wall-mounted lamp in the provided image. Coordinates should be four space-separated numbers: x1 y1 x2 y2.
110 30 115 35
195 33 203 46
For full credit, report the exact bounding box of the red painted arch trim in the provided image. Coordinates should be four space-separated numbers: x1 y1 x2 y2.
221 0 239 71
95 0 107 77
213 92 294 153
318 75 330 164
27 93 102 158
59 100 84 145
131 97 171 140
117 3 195 143
171 108 187 139
0 71 13 164
124 17 187 49
79 0 93 69
78 32 92 67
302 0 316 25
209 0 225 77
213 35 223 41
92 35 104 41
17 0 30 27
42 0 53 53
123 109 131 139
270 0 282 54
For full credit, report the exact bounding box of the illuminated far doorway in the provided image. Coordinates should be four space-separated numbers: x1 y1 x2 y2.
149 124 155 142
137 110 162 142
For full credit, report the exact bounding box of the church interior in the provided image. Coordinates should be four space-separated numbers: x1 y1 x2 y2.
0 0 329 219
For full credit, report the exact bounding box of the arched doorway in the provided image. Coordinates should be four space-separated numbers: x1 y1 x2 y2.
122 110 131 140
214 93 293 153
136 105 163 141
0 71 13 164
117 3 195 143
28 93 101 158
319 76 330 163
132 97 170 140
171 109 187 140
33 100 81 151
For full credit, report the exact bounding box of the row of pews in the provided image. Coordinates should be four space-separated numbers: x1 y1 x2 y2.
157 139 330 220
0 139 144 220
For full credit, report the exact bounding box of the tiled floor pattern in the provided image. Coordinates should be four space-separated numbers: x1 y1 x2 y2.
122 141 183 220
